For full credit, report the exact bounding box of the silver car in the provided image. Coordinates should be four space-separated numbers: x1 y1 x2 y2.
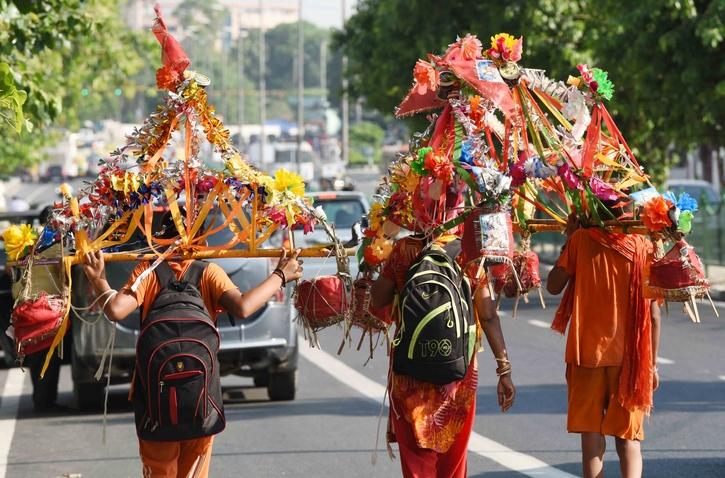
70 213 298 410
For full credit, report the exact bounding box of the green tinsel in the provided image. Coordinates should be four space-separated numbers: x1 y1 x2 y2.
592 68 615 101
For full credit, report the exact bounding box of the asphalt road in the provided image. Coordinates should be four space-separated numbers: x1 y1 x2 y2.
0 290 723 478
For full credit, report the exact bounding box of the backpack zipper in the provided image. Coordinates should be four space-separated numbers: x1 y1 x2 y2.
407 302 452 359
413 279 460 337
405 272 465 338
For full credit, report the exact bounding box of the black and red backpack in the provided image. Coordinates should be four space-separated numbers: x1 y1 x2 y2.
133 260 225 441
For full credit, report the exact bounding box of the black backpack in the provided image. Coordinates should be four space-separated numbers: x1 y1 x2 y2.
133 261 226 441
392 239 476 385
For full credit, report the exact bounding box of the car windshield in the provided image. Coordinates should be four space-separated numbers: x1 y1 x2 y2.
668 184 720 205
314 198 365 228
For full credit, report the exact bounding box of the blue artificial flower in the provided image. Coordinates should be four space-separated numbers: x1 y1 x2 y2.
38 226 58 248
663 191 677 205
459 141 474 166
676 192 698 213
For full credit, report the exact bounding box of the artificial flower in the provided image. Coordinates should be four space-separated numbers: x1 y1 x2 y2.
196 175 219 194
2 224 38 261
273 168 305 197
509 160 527 188
369 236 394 262
641 196 673 232
156 65 182 91
110 171 141 196
589 176 619 202
411 147 431 175
676 192 698 213
424 151 454 183
558 164 581 190
487 33 523 63
591 68 614 101
458 34 483 60
459 140 475 166
677 210 693 234
468 95 484 129
368 202 385 232
413 60 439 95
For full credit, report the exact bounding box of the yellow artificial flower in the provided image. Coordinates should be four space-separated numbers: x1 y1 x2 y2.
257 174 275 194
110 171 141 195
2 224 38 261
273 168 305 197
368 202 384 231
490 33 517 50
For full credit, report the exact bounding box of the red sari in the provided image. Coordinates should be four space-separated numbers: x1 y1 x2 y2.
381 236 478 478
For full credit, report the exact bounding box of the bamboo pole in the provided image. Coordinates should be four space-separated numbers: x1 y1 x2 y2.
9 246 356 268
514 219 649 235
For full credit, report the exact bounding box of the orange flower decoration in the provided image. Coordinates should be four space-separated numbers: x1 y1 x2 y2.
642 196 673 232
413 60 439 95
469 95 484 129
156 65 182 91
458 34 483 60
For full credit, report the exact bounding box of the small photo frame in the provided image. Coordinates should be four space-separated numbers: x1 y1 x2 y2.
475 60 504 83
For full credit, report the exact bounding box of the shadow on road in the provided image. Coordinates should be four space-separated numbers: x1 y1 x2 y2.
470 457 725 478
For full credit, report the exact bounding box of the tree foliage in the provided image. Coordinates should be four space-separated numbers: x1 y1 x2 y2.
336 0 724 181
0 0 155 173
349 121 385 165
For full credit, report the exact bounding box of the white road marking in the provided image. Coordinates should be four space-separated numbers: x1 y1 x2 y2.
528 319 550 329
656 357 675 365
718 376 725 381
0 369 25 478
300 344 576 478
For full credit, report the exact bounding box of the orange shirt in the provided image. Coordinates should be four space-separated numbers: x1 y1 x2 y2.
556 229 650 367
121 260 238 322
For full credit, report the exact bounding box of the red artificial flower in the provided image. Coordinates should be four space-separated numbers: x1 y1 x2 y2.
424 150 454 183
196 175 219 194
413 59 439 95
487 33 523 63
156 65 182 91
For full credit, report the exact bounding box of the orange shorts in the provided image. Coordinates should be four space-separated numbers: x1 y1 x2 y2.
566 364 645 441
139 436 214 478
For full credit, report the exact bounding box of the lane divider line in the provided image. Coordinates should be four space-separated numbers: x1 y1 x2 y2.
299 344 576 478
718 376 725 381
0 369 25 478
656 357 675 365
527 319 550 329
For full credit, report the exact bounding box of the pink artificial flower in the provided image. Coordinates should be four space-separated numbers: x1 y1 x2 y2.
558 164 581 190
458 34 483 60
267 207 288 227
413 59 439 95
196 176 218 194
510 160 527 188
589 177 619 202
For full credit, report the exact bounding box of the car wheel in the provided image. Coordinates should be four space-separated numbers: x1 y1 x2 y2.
267 370 296 401
253 374 269 388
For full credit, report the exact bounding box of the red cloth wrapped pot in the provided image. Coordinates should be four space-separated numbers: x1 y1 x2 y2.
649 240 709 301
294 275 349 329
11 292 66 358
490 250 542 298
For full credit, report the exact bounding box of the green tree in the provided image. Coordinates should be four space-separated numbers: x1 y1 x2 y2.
349 120 385 165
336 0 724 182
0 0 155 173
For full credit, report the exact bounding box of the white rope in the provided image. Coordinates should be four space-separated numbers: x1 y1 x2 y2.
100 322 116 445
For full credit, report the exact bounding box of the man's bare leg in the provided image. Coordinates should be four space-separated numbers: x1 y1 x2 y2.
615 437 642 478
582 432 606 478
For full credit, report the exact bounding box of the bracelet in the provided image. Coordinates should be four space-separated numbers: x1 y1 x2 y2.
496 364 512 377
272 268 286 288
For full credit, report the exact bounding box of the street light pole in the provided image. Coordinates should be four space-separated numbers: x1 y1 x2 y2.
237 30 245 151
341 0 349 165
258 0 266 166
296 0 304 175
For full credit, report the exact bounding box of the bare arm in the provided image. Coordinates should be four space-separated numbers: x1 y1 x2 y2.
546 265 571 295
83 251 139 322
651 300 661 390
370 274 395 309
474 285 515 412
219 249 303 320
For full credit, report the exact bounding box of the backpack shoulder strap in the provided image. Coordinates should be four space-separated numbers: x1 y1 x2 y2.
153 261 175 287
183 260 209 287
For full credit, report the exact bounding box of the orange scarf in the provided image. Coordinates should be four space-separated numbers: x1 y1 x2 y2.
552 230 653 413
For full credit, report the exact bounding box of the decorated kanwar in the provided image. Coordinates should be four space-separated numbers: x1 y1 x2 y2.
0 7 717 478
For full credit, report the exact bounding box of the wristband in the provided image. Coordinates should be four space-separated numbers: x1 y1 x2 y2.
272 268 286 288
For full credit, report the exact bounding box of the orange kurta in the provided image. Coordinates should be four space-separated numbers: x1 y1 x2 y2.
123 260 237 478
381 236 478 455
555 229 650 367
